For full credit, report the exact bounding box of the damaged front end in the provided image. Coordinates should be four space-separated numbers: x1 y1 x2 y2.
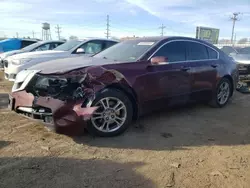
10 69 99 135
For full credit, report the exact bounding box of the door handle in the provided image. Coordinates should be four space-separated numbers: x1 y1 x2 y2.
181 66 190 71
211 64 218 68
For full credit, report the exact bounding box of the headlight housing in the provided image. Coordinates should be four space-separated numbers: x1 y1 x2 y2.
12 58 32 65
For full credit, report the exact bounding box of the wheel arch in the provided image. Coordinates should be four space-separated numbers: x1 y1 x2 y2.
223 75 234 96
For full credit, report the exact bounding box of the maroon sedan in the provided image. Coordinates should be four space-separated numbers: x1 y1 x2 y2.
9 37 238 137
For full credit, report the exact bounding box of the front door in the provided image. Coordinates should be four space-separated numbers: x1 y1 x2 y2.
137 41 192 112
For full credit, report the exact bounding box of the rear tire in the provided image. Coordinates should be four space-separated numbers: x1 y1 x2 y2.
86 88 133 137
209 77 232 108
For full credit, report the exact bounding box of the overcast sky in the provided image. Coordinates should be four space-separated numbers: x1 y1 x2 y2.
0 0 250 39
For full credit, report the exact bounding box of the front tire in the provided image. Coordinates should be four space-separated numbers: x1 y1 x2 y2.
209 77 232 108
86 88 133 137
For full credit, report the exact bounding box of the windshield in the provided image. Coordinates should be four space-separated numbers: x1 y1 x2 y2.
93 40 156 61
53 40 82 51
235 47 250 55
220 46 238 55
21 42 41 51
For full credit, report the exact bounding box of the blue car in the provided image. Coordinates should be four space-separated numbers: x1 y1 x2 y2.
0 38 39 53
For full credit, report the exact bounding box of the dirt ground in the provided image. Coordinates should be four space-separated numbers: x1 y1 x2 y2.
1 72 250 188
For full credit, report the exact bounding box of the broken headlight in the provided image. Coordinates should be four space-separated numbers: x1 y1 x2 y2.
30 73 88 100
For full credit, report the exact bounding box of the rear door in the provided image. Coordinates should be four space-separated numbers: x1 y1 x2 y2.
185 41 218 100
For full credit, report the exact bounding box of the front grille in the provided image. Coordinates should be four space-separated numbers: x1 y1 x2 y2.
4 60 8 68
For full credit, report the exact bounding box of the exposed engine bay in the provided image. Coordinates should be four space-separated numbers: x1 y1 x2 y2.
25 73 93 102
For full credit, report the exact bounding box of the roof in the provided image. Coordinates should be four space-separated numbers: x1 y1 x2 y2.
79 37 119 42
38 40 65 44
121 36 215 46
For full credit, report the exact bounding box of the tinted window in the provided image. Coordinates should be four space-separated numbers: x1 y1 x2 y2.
49 42 62 50
186 42 208 60
104 41 117 49
78 40 103 54
207 47 218 59
33 43 50 51
21 40 37 48
153 41 186 62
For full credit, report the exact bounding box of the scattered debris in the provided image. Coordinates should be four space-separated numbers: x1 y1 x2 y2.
210 170 223 176
170 162 181 168
161 132 173 138
23 164 40 170
165 172 175 187
41 146 50 151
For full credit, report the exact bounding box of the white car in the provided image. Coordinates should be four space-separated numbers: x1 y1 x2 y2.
4 38 118 81
0 40 64 69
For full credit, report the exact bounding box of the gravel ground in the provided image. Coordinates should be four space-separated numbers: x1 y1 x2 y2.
1 72 250 188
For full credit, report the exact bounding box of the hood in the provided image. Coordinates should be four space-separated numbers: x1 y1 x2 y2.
28 56 117 74
10 50 68 59
0 50 24 59
231 53 250 64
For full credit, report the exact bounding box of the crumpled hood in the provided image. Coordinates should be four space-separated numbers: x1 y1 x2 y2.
28 56 117 74
231 54 250 64
10 50 68 59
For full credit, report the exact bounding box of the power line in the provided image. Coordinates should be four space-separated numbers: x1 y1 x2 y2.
55 24 62 40
104 15 110 39
230 12 241 43
159 24 166 36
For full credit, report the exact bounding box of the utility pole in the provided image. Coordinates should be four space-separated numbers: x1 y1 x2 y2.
159 24 166 36
16 32 19 38
104 15 110 39
234 33 237 45
32 31 36 39
55 24 61 40
230 12 240 43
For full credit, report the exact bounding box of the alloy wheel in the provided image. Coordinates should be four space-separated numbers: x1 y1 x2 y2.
91 97 127 133
217 81 230 105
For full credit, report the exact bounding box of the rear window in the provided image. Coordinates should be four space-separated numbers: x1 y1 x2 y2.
207 47 218 59
186 41 208 60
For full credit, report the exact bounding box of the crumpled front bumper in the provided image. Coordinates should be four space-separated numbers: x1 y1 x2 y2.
9 90 97 136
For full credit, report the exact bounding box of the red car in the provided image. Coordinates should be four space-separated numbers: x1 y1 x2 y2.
9 37 238 137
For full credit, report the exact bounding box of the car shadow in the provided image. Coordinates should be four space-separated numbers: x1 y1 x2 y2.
0 157 155 188
0 93 9 109
73 92 250 151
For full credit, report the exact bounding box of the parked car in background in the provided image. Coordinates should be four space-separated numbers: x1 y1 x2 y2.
9 36 238 137
0 38 39 53
0 40 65 69
4 38 118 81
220 46 250 76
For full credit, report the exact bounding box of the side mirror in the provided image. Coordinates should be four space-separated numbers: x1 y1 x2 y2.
150 56 168 65
76 48 85 54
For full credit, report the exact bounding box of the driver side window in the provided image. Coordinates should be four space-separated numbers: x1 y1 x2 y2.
33 44 50 51
79 41 103 54
153 41 186 63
